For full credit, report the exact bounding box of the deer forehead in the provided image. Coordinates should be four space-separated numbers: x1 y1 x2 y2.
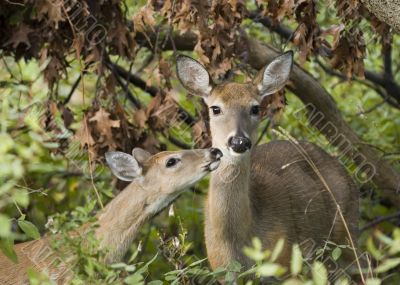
209 82 259 107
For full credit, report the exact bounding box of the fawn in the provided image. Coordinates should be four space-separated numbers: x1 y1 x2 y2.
0 147 222 284
176 52 359 271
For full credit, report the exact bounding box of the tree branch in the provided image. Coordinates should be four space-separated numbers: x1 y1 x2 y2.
248 11 400 107
105 60 196 127
133 29 400 206
106 61 142 109
238 34 400 205
361 210 400 231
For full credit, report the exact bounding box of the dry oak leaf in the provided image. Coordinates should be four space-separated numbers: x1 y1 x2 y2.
75 116 95 148
89 108 121 148
4 23 34 49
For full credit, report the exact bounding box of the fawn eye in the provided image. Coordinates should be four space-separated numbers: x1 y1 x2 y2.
250 105 260 116
166 158 180 168
210 106 221 115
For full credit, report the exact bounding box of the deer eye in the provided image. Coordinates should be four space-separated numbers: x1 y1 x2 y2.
210 106 221 115
166 158 180 168
250 105 260 116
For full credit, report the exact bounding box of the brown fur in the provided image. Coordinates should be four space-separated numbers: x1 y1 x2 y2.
177 53 359 274
0 149 220 284
205 140 358 270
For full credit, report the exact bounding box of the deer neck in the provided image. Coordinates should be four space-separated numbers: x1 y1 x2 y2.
208 152 253 246
94 181 160 263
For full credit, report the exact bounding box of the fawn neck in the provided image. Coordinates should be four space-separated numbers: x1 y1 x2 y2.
208 153 253 252
95 180 158 263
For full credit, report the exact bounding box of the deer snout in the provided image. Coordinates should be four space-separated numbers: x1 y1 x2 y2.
228 136 252 154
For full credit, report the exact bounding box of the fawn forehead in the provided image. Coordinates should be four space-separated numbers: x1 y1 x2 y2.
145 150 203 166
210 82 259 107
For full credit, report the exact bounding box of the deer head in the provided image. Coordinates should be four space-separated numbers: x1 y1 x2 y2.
105 147 223 194
176 52 293 157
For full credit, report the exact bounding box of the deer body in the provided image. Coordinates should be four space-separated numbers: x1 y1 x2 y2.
0 148 222 284
177 53 358 270
205 141 357 269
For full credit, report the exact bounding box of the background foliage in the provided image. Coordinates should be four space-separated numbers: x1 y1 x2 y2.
0 0 399 284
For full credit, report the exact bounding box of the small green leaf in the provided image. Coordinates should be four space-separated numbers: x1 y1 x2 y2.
312 261 328 285
148 281 163 285
227 260 242 272
0 214 11 238
282 278 304 285
291 244 302 275
365 278 381 285
375 257 400 273
332 247 342 261
124 273 144 285
0 238 18 263
18 220 40 240
257 263 285 277
270 238 285 262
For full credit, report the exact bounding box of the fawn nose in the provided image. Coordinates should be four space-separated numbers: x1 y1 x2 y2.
228 136 252 154
210 148 223 160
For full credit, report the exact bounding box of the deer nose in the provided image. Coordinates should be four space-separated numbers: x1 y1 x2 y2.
210 148 223 160
228 136 252 154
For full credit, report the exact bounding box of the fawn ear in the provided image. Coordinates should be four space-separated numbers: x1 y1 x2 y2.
132 148 151 164
255 51 293 98
105 151 142 182
176 55 212 98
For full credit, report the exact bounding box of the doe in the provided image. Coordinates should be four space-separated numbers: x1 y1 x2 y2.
0 147 222 284
177 52 359 271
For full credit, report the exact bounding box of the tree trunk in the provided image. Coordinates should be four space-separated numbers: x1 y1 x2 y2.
361 0 400 32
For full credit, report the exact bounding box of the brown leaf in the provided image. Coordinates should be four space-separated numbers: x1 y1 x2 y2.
89 108 121 148
75 115 95 148
4 23 34 49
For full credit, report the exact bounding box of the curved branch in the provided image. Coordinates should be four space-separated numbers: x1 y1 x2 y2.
361 210 400 231
105 60 196 126
248 11 400 107
239 34 400 205
134 29 400 205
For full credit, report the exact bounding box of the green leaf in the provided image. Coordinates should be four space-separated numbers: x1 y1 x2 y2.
365 278 381 285
375 257 400 273
227 260 242 272
312 261 328 285
135 253 158 275
257 263 285 277
0 238 18 263
124 273 144 285
0 214 11 238
188 257 207 267
270 238 285 262
291 244 302 275
148 281 163 285
18 220 40 240
13 189 29 207
282 278 305 285
367 237 383 260
331 247 342 261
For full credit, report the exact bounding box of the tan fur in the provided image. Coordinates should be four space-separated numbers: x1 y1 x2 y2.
0 149 220 284
205 84 358 270
176 53 358 273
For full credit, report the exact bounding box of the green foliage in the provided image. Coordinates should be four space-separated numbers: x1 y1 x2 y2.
0 0 399 284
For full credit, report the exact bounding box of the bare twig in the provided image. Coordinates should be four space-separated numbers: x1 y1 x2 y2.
361 211 400 231
105 60 196 126
63 75 82 105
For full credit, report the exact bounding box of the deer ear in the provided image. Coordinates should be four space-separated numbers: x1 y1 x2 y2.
176 55 212 97
105 151 142 182
256 51 293 98
132 148 151 164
